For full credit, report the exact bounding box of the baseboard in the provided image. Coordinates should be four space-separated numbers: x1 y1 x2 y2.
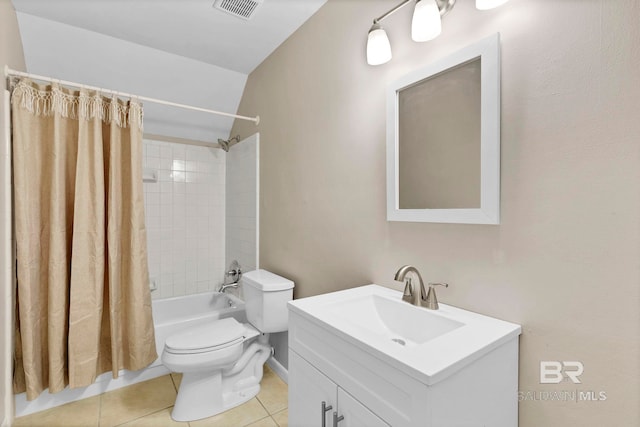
266 356 288 384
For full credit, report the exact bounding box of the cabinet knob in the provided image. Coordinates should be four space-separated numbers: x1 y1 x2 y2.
333 411 345 426
321 401 333 427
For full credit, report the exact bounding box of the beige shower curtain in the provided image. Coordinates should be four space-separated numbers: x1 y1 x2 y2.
11 80 157 400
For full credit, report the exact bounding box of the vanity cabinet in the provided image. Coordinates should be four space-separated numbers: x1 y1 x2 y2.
287 287 521 427
289 351 389 427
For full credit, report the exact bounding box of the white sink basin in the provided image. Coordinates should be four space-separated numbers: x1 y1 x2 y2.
326 294 464 346
288 284 521 385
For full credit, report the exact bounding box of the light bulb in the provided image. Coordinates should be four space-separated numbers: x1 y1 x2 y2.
476 0 510 10
367 23 392 65
412 0 442 42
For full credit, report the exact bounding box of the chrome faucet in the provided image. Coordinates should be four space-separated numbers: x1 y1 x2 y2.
423 282 449 310
394 265 448 310
394 265 424 307
219 282 239 293
218 260 242 293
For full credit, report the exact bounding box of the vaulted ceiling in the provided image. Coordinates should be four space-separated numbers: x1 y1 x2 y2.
11 0 327 142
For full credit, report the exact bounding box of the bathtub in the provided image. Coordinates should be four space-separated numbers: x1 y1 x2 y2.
151 291 246 364
15 291 245 417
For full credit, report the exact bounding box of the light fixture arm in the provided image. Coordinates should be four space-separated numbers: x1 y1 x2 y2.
435 0 457 17
373 0 456 24
436 0 456 17
373 0 412 24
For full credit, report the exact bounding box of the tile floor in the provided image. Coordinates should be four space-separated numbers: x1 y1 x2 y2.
13 365 288 427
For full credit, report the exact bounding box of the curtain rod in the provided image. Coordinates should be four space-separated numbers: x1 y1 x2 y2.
4 65 260 125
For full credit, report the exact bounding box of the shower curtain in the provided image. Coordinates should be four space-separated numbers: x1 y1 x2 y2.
10 79 157 400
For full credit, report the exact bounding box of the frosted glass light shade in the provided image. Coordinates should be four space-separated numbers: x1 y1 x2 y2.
367 24 392 65
476 0 510 10
411 0 442 42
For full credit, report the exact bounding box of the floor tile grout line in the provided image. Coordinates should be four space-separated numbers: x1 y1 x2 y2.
104 375 177 427
170 373 181 392
97 392 104 427
242 414 275 427
98 391 108 427
255 395 270 415
110 405 175 427
258 377 288 415
272 408 287 418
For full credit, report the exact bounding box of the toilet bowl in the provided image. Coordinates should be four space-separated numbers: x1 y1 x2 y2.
161 269 294 422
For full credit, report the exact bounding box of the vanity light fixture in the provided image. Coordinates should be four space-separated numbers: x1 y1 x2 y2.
366 0 510 66
367 23 393 65
411 0 442 42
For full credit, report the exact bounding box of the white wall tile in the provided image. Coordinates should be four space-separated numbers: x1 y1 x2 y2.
147 145 160 157
144 139 226 299
160 146 172 159
226 135 258 274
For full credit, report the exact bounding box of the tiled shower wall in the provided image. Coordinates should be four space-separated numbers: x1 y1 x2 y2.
142 139 226 299
226 134 258 274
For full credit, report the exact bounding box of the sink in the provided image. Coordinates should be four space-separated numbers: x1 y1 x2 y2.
326 294 464 346
288 284 521 385
288 284 522 426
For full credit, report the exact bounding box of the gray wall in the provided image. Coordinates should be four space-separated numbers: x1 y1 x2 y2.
231 0 640 425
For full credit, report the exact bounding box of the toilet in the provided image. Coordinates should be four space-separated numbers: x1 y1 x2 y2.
161 269 294 422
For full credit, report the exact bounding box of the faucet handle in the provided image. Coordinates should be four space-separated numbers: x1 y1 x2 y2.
429 282 449 288
402 277 413 303
421 283 449 310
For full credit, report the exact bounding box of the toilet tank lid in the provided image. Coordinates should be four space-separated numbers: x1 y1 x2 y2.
242 269 294 291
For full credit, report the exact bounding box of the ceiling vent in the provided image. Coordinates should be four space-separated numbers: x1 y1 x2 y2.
213 0 264 20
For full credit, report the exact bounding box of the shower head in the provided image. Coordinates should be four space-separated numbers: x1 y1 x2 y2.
217 138 230 152
217 135 241 152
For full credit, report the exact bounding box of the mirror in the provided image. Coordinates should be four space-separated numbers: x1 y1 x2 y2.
386 33 500 224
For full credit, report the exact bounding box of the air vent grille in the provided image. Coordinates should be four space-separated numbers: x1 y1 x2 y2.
213 0 263 20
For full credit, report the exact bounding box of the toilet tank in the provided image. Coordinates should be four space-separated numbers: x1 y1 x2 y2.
241 269 294 333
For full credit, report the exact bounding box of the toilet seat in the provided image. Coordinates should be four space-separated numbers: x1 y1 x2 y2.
165 317 245 355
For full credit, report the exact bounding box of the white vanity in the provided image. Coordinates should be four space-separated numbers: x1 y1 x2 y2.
288 285 521 427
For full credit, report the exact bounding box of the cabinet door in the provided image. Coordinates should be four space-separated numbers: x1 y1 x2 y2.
289 350 337 427
337 388 390 427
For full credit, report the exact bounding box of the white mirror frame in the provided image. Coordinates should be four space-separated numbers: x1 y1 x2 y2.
386 33 501 224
